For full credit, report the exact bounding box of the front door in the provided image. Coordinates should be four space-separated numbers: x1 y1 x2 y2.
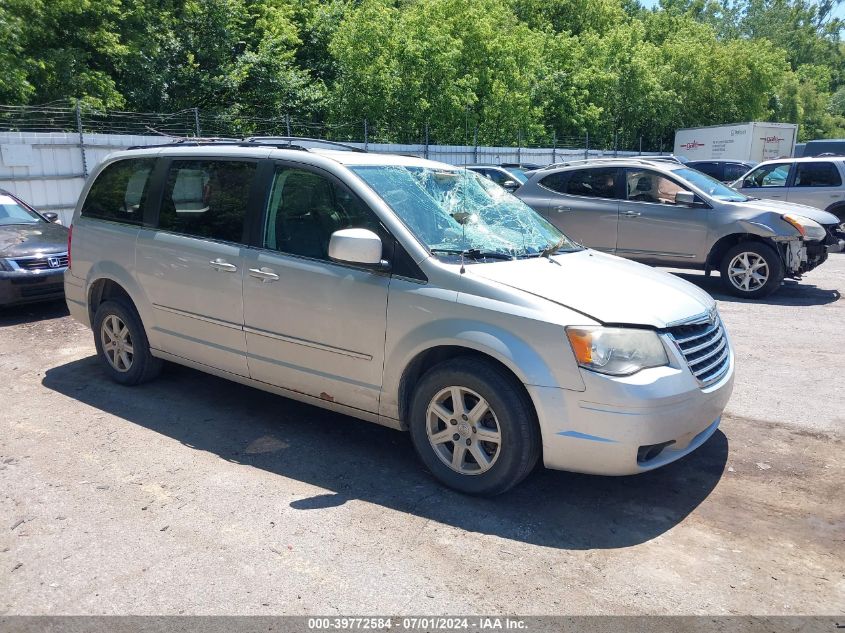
242 164 390 414
615 168 709 263
735 162 792 201
135 158 260 377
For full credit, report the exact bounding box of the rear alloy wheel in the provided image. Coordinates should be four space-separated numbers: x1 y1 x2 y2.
93 299 163 385
719 242 784 299
409 357 540 495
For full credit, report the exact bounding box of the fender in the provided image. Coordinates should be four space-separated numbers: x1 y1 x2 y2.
84 260 159 348
380 316 586 422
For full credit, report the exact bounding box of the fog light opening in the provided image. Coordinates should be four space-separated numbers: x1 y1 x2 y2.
637 440 676 464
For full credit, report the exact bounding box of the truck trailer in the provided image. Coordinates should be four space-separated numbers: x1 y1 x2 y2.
674 122 798 162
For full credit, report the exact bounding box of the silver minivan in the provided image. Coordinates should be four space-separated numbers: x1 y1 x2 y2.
65 141 734 494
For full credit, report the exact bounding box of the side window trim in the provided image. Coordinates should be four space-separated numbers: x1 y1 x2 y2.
150 156 263 246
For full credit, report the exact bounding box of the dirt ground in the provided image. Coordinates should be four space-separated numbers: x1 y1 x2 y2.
1 256 843 616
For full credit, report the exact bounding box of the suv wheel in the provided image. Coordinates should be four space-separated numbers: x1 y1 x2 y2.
408 357 540 495
93 299 163 385
719 242 784 299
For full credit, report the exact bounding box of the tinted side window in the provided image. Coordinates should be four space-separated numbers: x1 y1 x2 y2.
793 162 842 187
564 168 617 198
81 158 155 225
264 167 382 260
724 163 749 182
691 162 722 179
539 172 569 193
157 160 257 243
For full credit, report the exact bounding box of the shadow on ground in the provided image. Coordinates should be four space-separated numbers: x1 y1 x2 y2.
668 270 840 307
43 356 728 550
0 299 68 326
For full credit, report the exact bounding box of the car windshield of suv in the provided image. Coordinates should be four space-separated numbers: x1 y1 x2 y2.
0 195 42 225
671 167 749 202
352 166 578 259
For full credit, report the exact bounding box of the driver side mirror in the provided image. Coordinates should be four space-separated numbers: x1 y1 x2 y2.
674 190 697 206
501 180 519 192
42 212 59 223
328 228 388 269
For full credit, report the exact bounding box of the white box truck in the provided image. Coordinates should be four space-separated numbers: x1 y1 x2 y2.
674 122 797 162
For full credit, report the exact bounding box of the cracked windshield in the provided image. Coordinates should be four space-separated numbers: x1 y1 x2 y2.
352 166 579 259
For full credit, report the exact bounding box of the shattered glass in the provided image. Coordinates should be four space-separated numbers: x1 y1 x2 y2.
351 166 579 260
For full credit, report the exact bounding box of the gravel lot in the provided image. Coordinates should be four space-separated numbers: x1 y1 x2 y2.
2 256 843 615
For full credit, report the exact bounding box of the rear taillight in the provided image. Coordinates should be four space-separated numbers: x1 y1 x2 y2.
67 224 73 270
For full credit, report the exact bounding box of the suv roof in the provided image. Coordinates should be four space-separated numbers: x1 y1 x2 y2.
538 157 687 172
109 138 452 171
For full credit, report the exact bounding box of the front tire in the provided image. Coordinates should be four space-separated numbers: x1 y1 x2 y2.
719 242 784 299
408 357 541 495
92 299 162 385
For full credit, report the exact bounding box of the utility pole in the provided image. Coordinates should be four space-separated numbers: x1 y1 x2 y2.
285 114 291 137
364 119 369 151
193 108 201 137
424 123 429 160
584 132 589 160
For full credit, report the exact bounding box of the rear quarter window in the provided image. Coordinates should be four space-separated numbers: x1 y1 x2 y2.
81 158 156 225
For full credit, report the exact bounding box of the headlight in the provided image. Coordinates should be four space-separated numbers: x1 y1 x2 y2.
566 326 669 376
782 214 826 241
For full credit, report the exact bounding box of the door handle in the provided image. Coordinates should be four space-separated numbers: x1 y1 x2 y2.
621 210 642 217
209 258 238 272
553 205 571 213
249 267 279 282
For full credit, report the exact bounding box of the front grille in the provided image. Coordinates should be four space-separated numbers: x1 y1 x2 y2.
667 314 730 386
12 253 68 271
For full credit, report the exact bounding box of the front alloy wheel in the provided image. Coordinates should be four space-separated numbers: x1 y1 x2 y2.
727 251 769 293
719 242 784 299
426 386 502 475
408 357 540 495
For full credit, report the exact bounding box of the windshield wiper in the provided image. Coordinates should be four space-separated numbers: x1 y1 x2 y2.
540 237 568 261
430 248 515 261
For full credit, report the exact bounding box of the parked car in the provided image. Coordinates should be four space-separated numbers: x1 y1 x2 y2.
0 189 69 307
731 157 845 230
66 141 734 494
800 139 845 157
686 159 757 184
515 158 843 299
465 165 525 191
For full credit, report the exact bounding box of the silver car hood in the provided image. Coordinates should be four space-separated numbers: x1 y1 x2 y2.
466 249 715 328
731 198 839 225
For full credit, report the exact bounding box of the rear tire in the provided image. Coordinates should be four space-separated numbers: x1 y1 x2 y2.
92 299 162 385
719 242 784 299
408 356 541 495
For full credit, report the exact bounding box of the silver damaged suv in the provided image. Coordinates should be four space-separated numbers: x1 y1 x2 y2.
65 141 734 494
516 158 843 298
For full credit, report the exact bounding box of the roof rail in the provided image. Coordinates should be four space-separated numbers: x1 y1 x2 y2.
126 136 367 153
245 136 367 153
539 156 684 170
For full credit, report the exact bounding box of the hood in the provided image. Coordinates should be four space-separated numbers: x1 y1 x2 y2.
467 249 715 328
0 222 69 257
735 198 839 225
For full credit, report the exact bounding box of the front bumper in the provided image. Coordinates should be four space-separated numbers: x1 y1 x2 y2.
529 345 734 476
0 268 66 306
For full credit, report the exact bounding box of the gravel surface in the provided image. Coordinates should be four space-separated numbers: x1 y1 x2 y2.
1 255 843 615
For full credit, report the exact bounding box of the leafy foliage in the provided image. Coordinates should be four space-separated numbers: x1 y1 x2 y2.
2 0 844 146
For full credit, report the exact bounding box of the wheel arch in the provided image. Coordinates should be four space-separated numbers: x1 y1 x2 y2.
825 201 845 220
396 345 539 430
705 233 778 271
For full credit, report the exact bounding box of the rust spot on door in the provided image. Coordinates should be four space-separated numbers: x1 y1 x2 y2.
319 392 334 402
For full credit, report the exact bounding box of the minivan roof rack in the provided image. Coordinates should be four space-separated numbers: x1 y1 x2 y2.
539 156 684 170
244 136 367 152
127 136 367 153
